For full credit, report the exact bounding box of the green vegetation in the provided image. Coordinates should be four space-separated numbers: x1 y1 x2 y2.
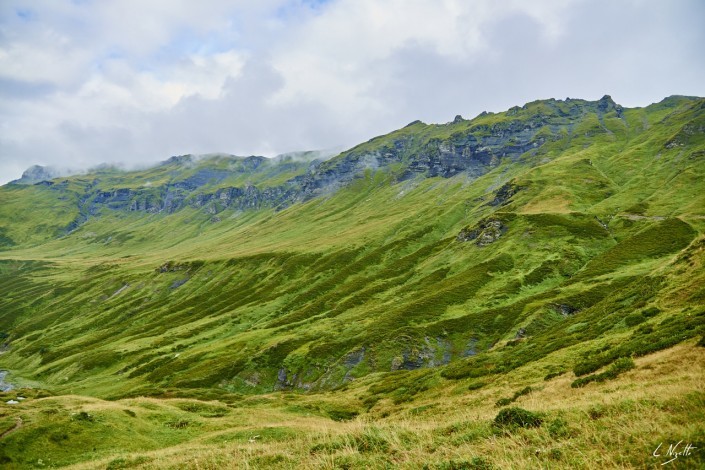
493 407 544 429
0 95 704 467
495 386 533 407
571 357 636 388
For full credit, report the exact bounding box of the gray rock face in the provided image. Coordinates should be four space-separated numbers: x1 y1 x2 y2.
389 337 450 371
463 338 478 357
276 368 288 389
53 97 626 232
457 218 507 246
553 303 579 316
391 347 433 371
489 183 520 207
275 366 315 390
342 348 366 382
170 278 188 289
0 370 14 392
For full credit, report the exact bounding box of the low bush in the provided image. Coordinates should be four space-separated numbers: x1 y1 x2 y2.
624 313 646 327
495 386 533 407
164 420 190 429
495 398 513 407
349 427 390 453
73 411 94 422
571 357 635 388
493 407 543 429
544 370 565 381
573 310 703 377
642 307 661 317
423 457 494 470
467 381 487 391
547 417 573 439
175 402 229 418
106 456 150 470
326 408 359 422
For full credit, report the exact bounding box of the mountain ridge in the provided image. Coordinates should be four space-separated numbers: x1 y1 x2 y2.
3 94 702 250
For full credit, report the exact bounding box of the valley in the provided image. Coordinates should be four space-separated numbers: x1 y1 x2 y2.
0 95 704 469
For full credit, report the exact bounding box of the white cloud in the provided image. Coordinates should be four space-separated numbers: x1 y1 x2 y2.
0 0 704 183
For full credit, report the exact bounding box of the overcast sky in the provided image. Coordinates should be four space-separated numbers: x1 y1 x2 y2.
1 0 704 184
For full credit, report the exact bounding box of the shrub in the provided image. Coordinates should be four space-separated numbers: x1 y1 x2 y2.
610 357 636 374
350 427 390 453
575 218 696 279
636 324 654 335
107 457 150 470
495 386 533 407
524 260 559 286
106 458 129 470
587 405 605 420
544 370 565 381
571 375 600 389
327 408 359 422
642 307 661 318
176 402 229 418
495 398 513 407
468 381 486 391
423 457 494 470
573 349 619 376
309 440 345 454
165 420 190 429
493 407 543 429
571 357 635 388
73 411 94 422
624 313 646 327
249 454 291 467
547 417 572 439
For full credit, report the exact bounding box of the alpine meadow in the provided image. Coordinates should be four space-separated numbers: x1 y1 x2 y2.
1 94 705 469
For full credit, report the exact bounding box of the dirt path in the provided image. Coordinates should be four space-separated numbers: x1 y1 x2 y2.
0 417 22 439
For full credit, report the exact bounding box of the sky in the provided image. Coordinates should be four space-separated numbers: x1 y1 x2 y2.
1 0 704 184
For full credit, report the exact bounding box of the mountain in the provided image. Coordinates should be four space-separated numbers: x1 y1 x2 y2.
0 95 704 469
9 165 68 185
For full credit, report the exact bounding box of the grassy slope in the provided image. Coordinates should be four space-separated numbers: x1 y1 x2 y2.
1 342 703 469
0 96 704 468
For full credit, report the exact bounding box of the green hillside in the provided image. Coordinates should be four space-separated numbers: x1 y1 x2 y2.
0 95 704 469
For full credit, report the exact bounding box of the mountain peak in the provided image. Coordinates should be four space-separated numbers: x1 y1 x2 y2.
163 155 196 166
597 94 619 112
11 165 62 185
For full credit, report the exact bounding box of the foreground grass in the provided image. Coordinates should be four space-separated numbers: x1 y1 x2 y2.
1 341 703 469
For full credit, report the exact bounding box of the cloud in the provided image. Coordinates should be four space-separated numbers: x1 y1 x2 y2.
1 0 704 184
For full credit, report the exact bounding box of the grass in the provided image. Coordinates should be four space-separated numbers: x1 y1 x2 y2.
0 341 701 469
0 95 703 467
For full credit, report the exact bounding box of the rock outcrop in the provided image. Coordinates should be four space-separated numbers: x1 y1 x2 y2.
457 218 507 246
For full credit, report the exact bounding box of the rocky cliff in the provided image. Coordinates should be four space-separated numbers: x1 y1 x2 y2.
6 95 657 234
